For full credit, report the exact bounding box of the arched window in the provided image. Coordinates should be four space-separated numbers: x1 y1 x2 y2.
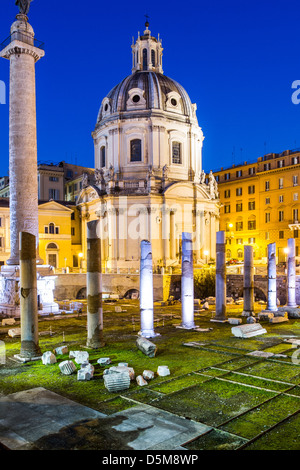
142 48 147 70
47 243 58 249
172 141 182 164
237 249 243 259
100 146 106 167
130 139 142 162
151 49 156 66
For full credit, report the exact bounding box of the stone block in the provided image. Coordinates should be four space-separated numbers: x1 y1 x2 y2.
42 351 57 365
143 370 155 380
69 350 89 364
59 360 77 375
228 318 242 325
77 363 94 381
258 312 274 321
109 365 135 380
8 328 21 338
246 316 256 324
2 318 16 326
231 323 267 338
103 371 131 392
269 313 289 323
247 350 274 358
136 336 157 357
54 345 68 355
136 375 148 386
157 365 170 376
97 357 111 366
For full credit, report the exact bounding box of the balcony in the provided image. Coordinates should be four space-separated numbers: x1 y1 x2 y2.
0 32 44 53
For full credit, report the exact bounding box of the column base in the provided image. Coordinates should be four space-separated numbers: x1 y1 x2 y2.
241 311 255 317
138 330 160 339
210 317 228 323
176 324 199 330
13 353 42 363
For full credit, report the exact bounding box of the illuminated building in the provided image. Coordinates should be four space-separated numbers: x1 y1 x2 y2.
213 149 300 264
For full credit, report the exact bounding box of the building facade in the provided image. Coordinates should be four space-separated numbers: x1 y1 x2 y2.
0 198 82 270
213 149 300 264
76 23 220 272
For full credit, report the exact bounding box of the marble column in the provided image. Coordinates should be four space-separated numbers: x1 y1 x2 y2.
86 220 105 349
266 242 277 312
0 14 44 265
287 238 297 308
19 232 41 359
181 232 195 329
212 231 227 321
242 245 254 316
139 240 158 338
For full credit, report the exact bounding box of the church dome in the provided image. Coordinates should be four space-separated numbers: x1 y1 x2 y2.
96 71 196 126
92 23 204 184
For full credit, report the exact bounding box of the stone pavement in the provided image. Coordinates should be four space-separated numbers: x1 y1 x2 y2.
0 387 210 450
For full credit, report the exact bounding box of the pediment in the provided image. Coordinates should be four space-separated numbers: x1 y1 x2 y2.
38 201 73 212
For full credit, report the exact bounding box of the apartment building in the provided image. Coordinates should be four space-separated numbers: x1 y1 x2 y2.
213 149 300 264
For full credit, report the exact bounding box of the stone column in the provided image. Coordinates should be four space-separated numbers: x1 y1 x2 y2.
242 245 255 316
212 231 227 321
19 232 41 359
266 242 277 312
181 232 195 329
86 220 105 349
139 240 158 338
0 14 45 265
287 238 297 308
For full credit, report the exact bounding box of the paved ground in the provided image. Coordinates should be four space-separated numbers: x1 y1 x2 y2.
0 387 210 450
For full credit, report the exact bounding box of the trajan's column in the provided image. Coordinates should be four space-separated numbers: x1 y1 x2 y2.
0 0 44 265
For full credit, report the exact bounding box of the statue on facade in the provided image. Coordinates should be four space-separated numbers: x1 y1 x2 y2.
162 164 169 180
82 173 89 188
15 0 33 16
94 168 104 186
208 170 216 198
147 165 154 179
107 165 114 181
200 169 206 184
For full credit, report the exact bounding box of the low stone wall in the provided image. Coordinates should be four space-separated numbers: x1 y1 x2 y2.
53 272 300 305
226 274 300 305
54 273 169 302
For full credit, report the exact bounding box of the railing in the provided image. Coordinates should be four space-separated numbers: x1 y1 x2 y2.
0 32 44 52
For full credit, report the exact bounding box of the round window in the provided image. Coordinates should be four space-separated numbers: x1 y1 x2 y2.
132 95 141 103
171 98 177 106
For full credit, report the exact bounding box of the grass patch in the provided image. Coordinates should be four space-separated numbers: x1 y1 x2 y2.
221 394 300 440
153 378 277 426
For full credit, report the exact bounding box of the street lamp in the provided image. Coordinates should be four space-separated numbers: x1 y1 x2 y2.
204 250 209 265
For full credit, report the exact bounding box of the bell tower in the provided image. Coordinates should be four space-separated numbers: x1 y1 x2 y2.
131 21 163 74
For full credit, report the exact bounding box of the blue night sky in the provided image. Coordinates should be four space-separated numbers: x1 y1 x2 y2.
0 0 299 177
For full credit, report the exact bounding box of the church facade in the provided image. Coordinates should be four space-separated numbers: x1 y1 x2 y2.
77 23 220 272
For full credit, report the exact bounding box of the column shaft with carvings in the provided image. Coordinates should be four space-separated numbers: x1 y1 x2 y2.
0 14 44 265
